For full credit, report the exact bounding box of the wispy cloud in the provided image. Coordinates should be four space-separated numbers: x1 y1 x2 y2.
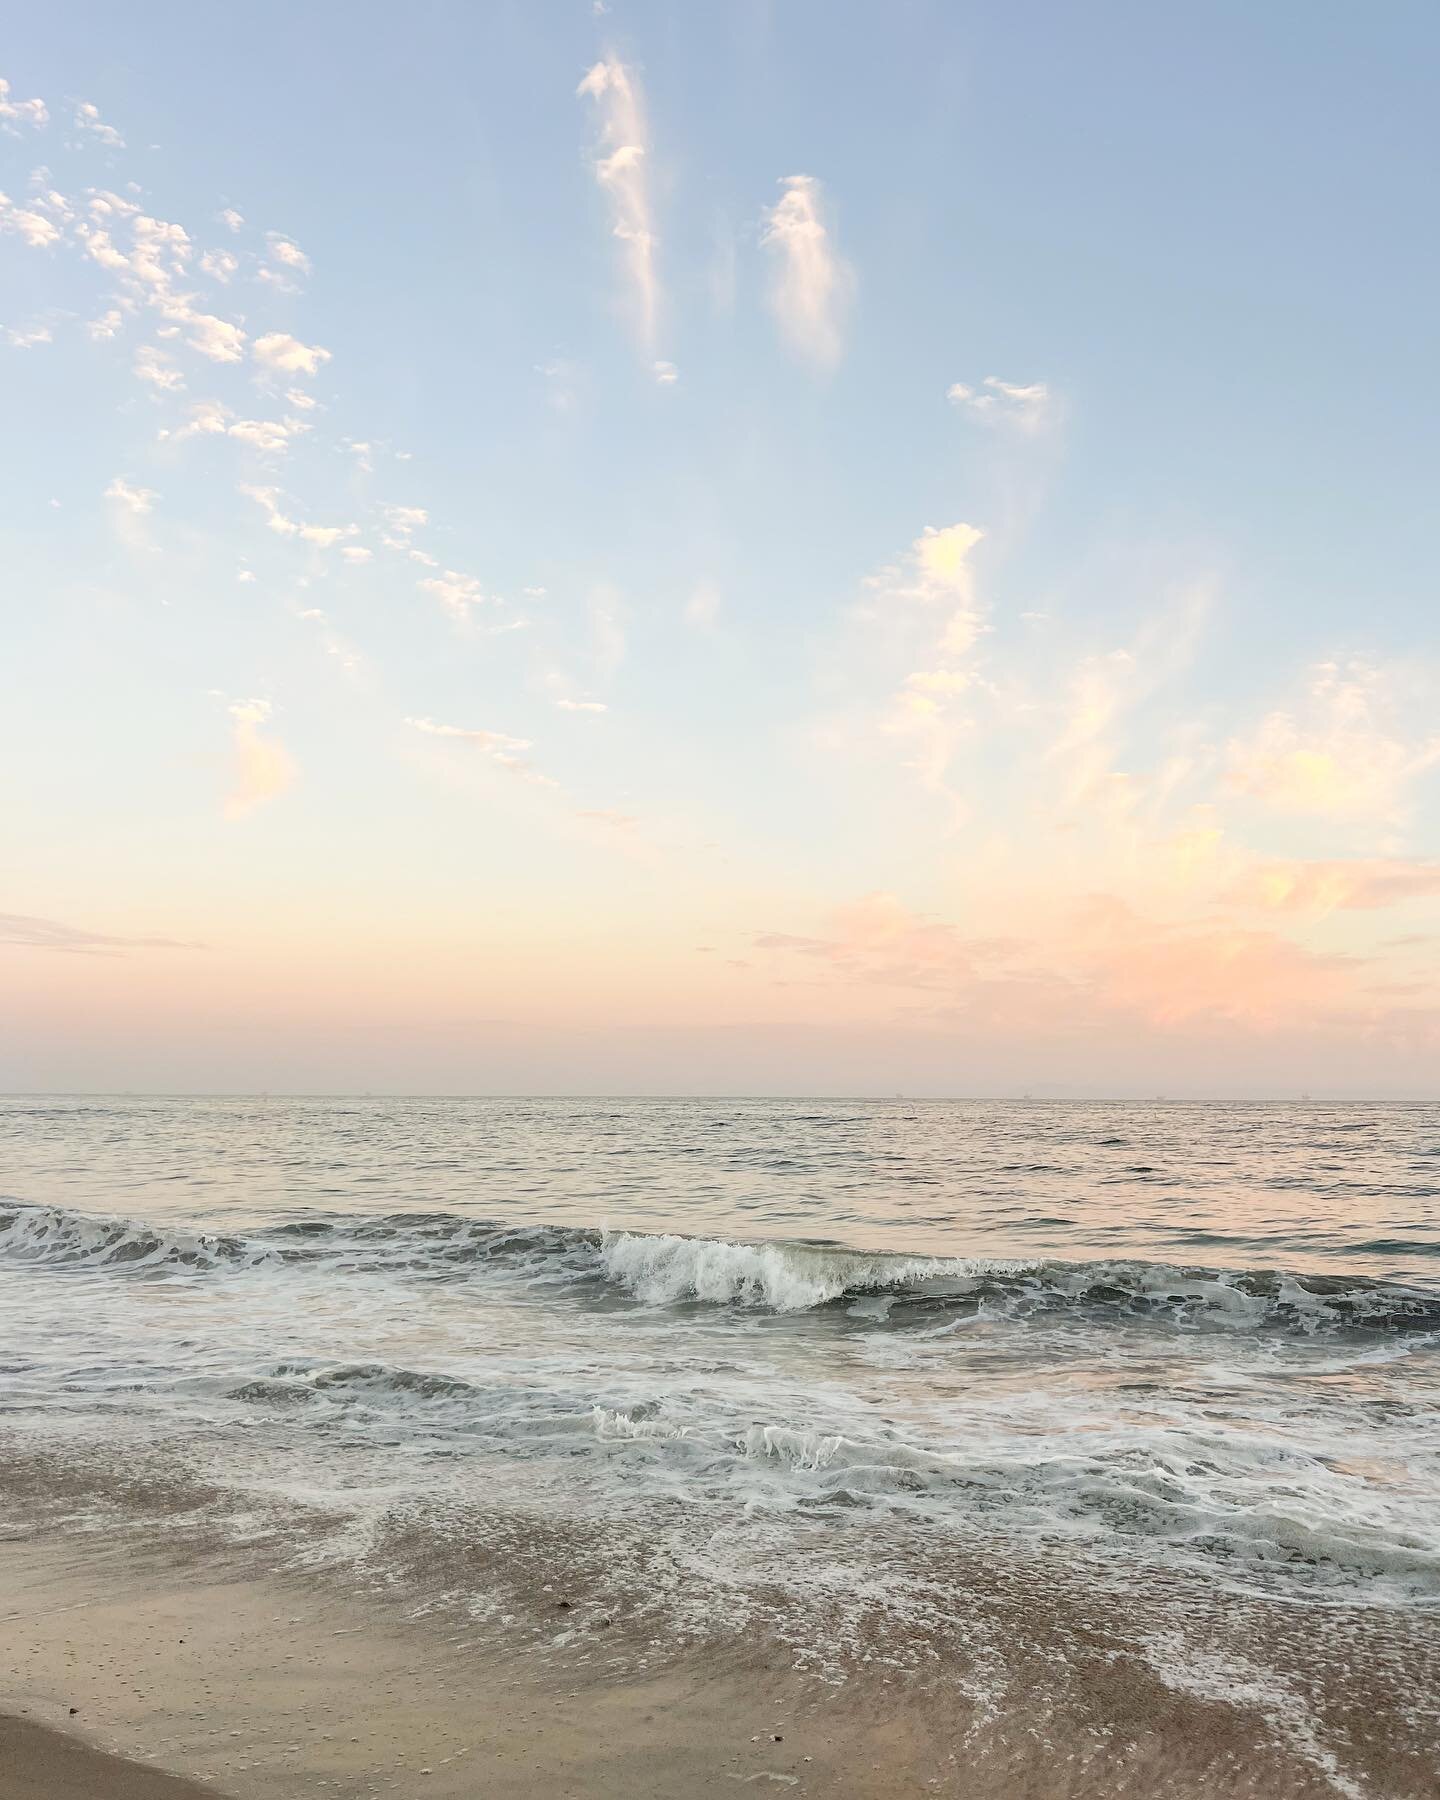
419 570 487 622
1227 660 1440 824
1227 859 1440 915
104 475 156 515
0 912 199 955
74 100 124 149
408 715 557 788
408 717 531 754
239 482 353 544
577 57 660 350
751 889 1377 1036
225 698 296 819
133 344 183 390
947 376 1054 432
761 175 852 369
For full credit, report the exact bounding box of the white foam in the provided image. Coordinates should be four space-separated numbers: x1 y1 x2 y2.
597 1230 1014 1312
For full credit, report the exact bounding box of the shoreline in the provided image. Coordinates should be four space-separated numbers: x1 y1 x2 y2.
0 1715 223 1799
5 1521 1439 1799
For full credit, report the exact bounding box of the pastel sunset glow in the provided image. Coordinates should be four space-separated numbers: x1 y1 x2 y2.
3 5 1437 1096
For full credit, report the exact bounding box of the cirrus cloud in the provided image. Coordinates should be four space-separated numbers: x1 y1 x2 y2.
577 56 661 352
761 174 852 369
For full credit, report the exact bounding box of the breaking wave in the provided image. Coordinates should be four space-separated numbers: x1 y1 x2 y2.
3 1199 1438 1337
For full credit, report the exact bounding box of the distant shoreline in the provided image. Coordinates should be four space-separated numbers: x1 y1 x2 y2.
3 1091 1435 1103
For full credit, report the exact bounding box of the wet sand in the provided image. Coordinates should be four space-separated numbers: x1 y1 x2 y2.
0 1714 221 1799
4 1525 1438 1800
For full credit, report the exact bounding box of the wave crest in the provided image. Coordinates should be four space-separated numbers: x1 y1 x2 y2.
3 1201 1437 1336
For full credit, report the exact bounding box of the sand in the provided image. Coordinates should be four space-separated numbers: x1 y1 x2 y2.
0 1714 221 1799
5 1522 1439 1800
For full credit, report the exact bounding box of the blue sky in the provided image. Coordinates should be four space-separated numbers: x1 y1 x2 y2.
3 3 1438 1094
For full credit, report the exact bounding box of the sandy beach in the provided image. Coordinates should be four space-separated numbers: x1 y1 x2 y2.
5 1500 1439 1800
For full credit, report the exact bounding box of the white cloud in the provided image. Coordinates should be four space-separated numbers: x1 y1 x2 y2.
577 57 660 350
87 189 140 221
104 476 156 515
761 174 852 369
7 323 52 348
0 190 61 248
340 545 372 565
556 697 607 713
239 483 298 535
419 570 485 620
175 308 246 362
168 405 310 460
75 210 195 307
237 485 351 545
77 224 130 271
0 78 47 131
167 399 230 440
218 207 244 233
201 248 238 281
266 233 310 274
298 523 352 548
87 306 126 340
380 503 428 551
133 344 183 390
947 376 1054 431
652 359 678 385
74 101 124 149
228 415 308 455
253 331 331 376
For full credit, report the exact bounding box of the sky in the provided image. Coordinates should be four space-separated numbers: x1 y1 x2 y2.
2 1 1438 1097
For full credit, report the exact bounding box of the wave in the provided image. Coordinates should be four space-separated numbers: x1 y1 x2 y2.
169 1357 1440 1599
3 1199 1438 1336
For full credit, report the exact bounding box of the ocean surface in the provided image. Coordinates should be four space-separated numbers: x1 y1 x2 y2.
3 1095 1439 1695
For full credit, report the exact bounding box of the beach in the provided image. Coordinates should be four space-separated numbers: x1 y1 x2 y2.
2 1097 1438 1798
7 1510 1439 1799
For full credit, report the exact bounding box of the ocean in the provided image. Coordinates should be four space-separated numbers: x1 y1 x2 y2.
3 1096 1439 1791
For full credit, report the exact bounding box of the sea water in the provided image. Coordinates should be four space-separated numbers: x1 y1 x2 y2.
2 1095 1438 1673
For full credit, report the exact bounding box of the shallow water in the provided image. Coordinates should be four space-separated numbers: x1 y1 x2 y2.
2 1095 1438 1638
